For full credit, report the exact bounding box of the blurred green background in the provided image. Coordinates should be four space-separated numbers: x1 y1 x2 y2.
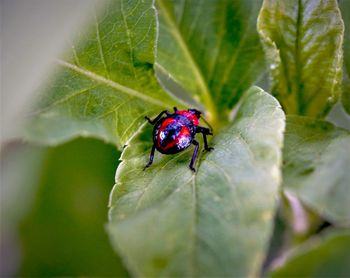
1 139 129 276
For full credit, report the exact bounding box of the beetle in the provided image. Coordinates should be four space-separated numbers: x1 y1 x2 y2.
144 107 213 172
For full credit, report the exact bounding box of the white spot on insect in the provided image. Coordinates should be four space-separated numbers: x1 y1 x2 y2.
178 136 190 148
160 131 166 140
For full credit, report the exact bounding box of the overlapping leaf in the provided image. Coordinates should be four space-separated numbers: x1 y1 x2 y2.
108 87 285 277
283 116 350 225
258 0 344 117
156 0 265 125
270 231 350 277
24 0 182 148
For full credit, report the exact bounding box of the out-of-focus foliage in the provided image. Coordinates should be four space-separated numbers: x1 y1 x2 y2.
258 0 344 117
0 144 46 276
283 116 350 225
271 231 350 277
17 139 128 276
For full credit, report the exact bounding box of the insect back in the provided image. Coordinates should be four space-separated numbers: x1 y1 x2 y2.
144 107 213 171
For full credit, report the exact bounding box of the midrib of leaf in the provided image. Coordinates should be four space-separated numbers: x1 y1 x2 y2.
157 0 218 125
55 59 169 107
134 151 189 211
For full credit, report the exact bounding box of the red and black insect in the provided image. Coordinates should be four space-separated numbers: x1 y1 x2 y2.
144 107 213 172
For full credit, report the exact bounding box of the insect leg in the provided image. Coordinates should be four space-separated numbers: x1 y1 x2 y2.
189 140 199 172
144 144 156 170
145 110 170 125
196 126 214 151
173 107 178 112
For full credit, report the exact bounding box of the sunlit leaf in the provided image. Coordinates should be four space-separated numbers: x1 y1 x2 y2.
270 231 350 277
108 87 285 277
24 0 182 149
283 115 350 225
156 0 265 125
258 0 344 117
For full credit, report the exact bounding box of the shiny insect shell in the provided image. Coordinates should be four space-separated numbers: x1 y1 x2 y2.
153 111 197 154
144 107 213 172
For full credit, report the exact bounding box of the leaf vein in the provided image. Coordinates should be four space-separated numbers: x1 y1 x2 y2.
95 12 111 78
55 59 168 107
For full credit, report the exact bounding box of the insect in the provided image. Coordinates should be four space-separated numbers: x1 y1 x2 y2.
144 107 214 172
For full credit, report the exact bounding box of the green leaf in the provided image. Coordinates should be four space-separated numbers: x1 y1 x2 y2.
270 231 350 277
24 0 183 149
339 0 350 114
283 115 350 225
156 0 265 125
258 0 344 117
108 86 285 277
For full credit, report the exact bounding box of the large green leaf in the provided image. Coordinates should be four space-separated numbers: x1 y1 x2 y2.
339 0 350 114
108 87 285 277
283 116 350 225
270 231 350 277
156 0 265 125
24 0 182 148
258 0 344 117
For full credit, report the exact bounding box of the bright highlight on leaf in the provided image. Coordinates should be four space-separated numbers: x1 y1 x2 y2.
108 87 285 277
258 0 344 117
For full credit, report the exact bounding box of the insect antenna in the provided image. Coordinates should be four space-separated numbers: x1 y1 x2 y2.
201 115 214 133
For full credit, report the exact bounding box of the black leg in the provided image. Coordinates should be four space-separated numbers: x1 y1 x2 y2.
144 144 156 170
189 140 199 172
145 110 170 125
173 107 178 112
202 133 214 151
196 126 214 151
